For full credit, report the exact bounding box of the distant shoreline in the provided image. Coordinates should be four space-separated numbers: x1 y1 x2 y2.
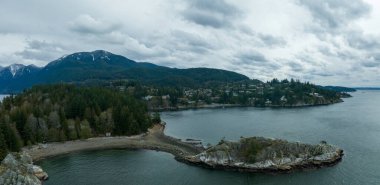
150 99 345 112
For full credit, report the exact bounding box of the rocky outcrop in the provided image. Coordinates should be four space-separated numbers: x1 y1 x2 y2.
182 137 343 173
0 152 48 185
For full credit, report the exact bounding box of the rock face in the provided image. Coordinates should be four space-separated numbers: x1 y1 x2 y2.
0 152 48 185
184 137 343 173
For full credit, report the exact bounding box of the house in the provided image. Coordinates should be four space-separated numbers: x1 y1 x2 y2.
280 96 287 102
265 99 272 105
143 95 153 101
162 95 170 100
188 101 196 105
117 86 125 92
184 90 195 97
309 92 323 98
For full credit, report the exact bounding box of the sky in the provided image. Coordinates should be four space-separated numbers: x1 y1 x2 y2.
0 0 380 87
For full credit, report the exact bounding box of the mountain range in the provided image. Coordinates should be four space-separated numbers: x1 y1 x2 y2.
0 50 249 93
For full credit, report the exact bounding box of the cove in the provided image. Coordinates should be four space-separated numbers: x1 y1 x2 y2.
39 91 380 185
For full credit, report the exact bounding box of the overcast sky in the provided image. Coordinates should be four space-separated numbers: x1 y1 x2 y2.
1 0 380 86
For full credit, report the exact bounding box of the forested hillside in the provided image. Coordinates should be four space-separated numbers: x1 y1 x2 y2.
0 84 154 159
100 78 350 109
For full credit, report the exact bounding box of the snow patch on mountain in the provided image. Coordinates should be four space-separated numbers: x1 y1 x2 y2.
9 64 25 77
59 55 67 60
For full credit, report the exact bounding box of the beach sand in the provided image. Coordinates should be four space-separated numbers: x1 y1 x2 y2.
23 124 202 162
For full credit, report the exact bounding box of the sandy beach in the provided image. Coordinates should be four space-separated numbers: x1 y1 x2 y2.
23 124 203 162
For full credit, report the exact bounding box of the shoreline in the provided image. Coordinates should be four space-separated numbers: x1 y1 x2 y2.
24 124 203 162
179 149 344 174
24 124 343 175
149 99 345 112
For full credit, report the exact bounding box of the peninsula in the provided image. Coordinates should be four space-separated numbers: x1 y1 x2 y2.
26 123 342 172
0 84 344 184
1 123 343 184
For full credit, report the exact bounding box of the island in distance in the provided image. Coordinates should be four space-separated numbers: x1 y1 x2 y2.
0 51 348 184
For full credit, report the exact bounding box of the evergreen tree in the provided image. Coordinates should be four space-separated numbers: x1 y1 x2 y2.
152 112 161 124
0 128 8 160
0 84 153 144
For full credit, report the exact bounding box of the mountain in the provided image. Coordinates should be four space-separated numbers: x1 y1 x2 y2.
38 50 139 82
0 64 41 93
0 50 249 93
0 64 40 79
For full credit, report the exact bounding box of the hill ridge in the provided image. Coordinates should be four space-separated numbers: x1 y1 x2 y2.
0 50 249 93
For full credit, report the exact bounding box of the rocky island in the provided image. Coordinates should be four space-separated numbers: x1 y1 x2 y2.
181 137 343 173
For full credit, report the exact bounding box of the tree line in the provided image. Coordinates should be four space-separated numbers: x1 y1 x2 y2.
0 84 156 160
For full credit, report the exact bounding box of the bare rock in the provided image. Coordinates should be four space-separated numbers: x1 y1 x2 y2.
185 137 343 173
0 152 48 185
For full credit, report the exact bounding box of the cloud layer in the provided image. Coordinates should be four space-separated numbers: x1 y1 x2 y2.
0 0 379 86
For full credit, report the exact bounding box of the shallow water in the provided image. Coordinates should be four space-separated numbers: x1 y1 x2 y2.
39 91 380 185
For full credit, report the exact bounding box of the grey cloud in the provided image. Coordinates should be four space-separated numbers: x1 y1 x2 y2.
172 31 211 48
317 46 351 60
69 14 122 35
302 69 337 80
362 61 380 68
318 45 363 64
238 26 287 47
16 40 66 61
257 33 286 47
346 31 380 50
170 30 213 54
234 51 281 73
0 53 35 67
237 51 268 64
1 0 380 86
307 69 349 79
123 41 169 61
295 53 320 66
287 61 305 72
298 0 370 29
182 0 242 28
373 54 380 61
318 46 335 57
310 70 334 77
343 31 380 68
361 55 380 68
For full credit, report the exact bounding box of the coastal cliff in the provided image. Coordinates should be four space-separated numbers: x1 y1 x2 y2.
0 152 48 185
182 137 343 173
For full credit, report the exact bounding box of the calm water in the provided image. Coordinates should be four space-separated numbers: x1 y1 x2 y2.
39 91 380 185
